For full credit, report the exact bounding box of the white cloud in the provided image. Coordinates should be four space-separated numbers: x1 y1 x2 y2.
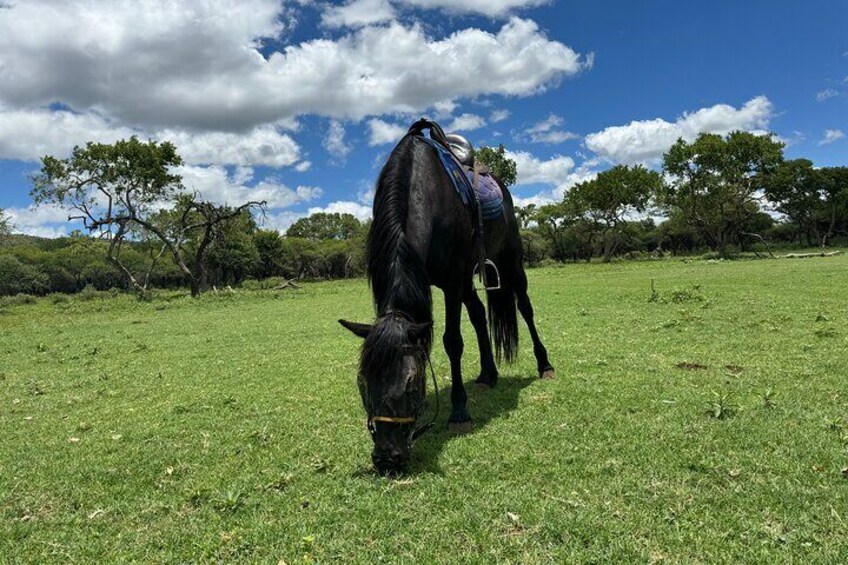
585 96 774 164
490 109 511 123
5 204 76 238
0 106 137 161
447 113 486 132
398 0 549 17
433 100 458 120
262 210 305 234
507 150 575 186
367 119 408 146
176 165 322 209
819 129 845 146
816 88 839 102
505 150 599 204
163 126 301 168
323 120 352 159
520 113 579 143
322 0 396 28
0 106 305 168
0 3 589 130
357 180 376 205
307 200 372 221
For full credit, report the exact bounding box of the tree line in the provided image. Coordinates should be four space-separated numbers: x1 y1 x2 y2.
0 212 368 297
1 131 846 298
513 132 848 265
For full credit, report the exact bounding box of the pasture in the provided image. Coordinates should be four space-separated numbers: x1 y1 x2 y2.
2 256 847 562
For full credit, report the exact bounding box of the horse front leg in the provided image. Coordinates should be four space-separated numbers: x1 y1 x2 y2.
463 284 499 388
443 289 472 432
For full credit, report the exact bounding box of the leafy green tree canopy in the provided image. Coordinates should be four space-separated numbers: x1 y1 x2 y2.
569 164 661 223
567 164 664 261
660 131 784 256
285 212 363 241
476 144 517 187
31 137 184 232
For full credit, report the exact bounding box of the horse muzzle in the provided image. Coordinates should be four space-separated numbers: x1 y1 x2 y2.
372 445 410 474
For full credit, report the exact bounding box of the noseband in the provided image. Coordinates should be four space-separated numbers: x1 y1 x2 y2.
365 310 440 445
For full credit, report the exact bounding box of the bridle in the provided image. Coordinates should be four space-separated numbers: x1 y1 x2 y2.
365 310 440 446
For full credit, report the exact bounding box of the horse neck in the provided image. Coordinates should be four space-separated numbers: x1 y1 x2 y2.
368 138 433 326
379 234 432 323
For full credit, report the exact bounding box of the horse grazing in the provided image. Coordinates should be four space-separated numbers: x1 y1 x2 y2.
339 119 554 474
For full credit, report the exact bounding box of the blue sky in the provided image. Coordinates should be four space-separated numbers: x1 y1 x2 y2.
0 0 845 237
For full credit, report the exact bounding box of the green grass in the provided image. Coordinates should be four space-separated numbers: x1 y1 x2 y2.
2 256 848 562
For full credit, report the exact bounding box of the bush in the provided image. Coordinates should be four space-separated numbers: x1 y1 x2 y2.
78 284 102 301
0 255 49 296
0 293 38 308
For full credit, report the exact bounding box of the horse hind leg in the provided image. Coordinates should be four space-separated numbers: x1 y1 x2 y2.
463 284 499 388
513 264 555 379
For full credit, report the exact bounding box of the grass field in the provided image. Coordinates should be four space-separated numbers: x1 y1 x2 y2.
2 255 848 563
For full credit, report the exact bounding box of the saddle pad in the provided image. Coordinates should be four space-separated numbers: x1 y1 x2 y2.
416 136 504 221
466 170 503 221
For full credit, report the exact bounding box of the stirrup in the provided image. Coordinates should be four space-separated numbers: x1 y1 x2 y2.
473 259 501 291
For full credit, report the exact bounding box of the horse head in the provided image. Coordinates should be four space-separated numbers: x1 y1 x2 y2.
339 313 433 474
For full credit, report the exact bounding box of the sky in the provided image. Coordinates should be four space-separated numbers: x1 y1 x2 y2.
0 0 846 237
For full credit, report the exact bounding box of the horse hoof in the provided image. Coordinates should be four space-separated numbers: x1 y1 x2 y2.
448 420 474 434
474 373 498 389
539 368 556 380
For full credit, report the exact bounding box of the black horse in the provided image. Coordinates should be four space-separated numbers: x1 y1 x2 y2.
339 120 554 474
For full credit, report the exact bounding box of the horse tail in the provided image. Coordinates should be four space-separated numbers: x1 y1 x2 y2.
485 258 519 364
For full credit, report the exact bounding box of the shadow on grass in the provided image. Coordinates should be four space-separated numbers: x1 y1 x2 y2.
348 375 538 479
408 374 537 475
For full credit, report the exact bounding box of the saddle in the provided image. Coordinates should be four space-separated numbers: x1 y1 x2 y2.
407 119 502 290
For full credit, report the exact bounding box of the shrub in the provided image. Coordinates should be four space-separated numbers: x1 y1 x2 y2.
48 293 70 304
0 255 49 296
78 284 102 301
0 293 38 308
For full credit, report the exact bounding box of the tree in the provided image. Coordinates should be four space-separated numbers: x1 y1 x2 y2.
253 229 285 279
31 137 263 297
0 208 11 237
31 137 184 295
286 212 362 241
764 162 848 248
514 204 536 229
815 167 848 247
532 201 592 262
567 165 663 261
148 196 264 295
764 159 823 246
206 209 260 287
660 131 784 257
476 144 517 187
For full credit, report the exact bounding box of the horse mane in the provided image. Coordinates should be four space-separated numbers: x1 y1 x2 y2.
367 134 433 346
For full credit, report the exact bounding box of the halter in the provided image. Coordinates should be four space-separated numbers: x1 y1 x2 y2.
365 310 440 445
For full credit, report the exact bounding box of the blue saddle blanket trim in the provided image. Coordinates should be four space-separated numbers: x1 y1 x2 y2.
417 136 503 220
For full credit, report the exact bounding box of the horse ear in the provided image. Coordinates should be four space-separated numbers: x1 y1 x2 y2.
338 319 372 339
407 321 433 342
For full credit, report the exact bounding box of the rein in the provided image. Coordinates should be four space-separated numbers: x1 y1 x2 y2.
366 311 440 446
